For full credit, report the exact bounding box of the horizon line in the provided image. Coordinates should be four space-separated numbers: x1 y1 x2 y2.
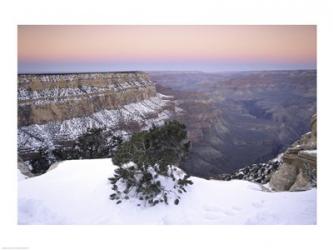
17 68 317 75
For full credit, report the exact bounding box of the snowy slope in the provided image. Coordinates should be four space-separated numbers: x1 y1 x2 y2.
18 93 174 154
18 159 316 225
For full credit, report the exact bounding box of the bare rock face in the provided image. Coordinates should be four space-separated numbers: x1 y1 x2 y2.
18 72 177 176
269 114 317 191
17 157 35 178
18 72 157 126
153 70 316 177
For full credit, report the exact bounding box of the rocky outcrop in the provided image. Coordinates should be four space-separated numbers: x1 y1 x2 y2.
153 70 316 177
17 157 35 178
18 72 177 175
213 114 317 191
18 72 156 126
269 114 317 191
212 159 281 184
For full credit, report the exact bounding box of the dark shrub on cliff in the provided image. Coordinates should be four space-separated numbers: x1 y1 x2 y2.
109 120 192 206
78 128 110 158
53 128 122 160
29 149 55 175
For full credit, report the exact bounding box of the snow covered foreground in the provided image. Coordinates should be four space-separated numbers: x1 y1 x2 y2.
18 159 316 225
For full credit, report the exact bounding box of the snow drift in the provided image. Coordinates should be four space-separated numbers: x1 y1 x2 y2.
18 159 316 225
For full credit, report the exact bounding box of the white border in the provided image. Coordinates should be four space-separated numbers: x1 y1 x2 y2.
1 0 333 249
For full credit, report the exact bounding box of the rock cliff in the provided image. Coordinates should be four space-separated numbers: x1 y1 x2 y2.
152 70 316 177
18 72 157 126
215 114 317 192
269 114 317 191
18 72 177 175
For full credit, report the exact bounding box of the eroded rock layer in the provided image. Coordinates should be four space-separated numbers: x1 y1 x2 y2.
269 114 317 191
152 70 316 177
18 72 176 175
18 72 156 126
214 114 316 192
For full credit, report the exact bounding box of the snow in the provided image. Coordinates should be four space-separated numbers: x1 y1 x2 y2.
301 149 317 157
272 153 283 162
17 170 28 181
18 72 155 105
18 159 316 225
18 94 175 153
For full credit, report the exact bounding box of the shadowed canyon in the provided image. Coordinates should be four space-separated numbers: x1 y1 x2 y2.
151 70 316 177
18 70 316 178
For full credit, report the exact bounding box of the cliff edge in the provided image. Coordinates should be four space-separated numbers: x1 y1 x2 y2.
269 114 317 191
18 71 177 175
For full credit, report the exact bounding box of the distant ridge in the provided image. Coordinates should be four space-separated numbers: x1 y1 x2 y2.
18 71 145 76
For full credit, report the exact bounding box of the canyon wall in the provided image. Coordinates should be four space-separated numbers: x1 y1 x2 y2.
152 70 316 177
269 114 317 191
211 113 316 192
18 72 157 126
18 72 176 174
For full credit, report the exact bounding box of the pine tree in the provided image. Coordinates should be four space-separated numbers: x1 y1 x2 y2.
109 120 193 206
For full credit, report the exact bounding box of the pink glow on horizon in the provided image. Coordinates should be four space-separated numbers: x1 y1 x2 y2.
18 25 316 72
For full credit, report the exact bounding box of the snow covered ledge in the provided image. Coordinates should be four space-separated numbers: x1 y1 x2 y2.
18 159 316 225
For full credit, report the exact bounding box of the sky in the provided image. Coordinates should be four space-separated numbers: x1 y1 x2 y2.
18 25 316 73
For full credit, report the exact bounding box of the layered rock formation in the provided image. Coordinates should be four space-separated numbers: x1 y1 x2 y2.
213 114 316 192
269 114 317 191
18 72 156 126
153 70 316 177
18 72 176 175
